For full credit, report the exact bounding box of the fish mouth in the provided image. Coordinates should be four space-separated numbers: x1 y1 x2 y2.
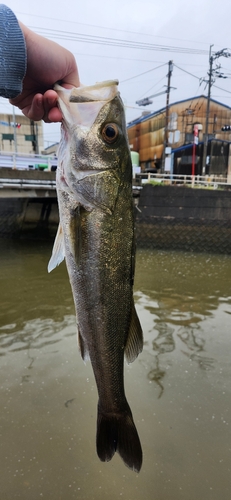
69 80 119 103
55 81 120 129
54 80 119 105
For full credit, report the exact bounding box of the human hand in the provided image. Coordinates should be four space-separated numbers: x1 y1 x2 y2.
10 22 80 122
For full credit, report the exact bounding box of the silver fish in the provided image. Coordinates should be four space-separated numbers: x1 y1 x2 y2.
48 80 143 472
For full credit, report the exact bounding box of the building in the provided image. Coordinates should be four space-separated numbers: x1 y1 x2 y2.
127 95 231 177
41 143 59 156
0 111 43 154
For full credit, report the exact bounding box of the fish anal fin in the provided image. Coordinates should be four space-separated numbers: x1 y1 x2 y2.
78 327 89 361
125 301 143 364
48 223 65 273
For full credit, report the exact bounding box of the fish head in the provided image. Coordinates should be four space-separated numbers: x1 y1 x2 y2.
55 81 132 211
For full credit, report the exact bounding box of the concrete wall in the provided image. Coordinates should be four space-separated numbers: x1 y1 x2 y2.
0 197 59 239
0 167 56 181
135 185 231 253
2 170 231 252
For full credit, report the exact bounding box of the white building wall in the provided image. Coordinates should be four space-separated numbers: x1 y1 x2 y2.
0 112 43 154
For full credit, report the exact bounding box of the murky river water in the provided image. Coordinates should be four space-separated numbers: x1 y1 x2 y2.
0 239 231 500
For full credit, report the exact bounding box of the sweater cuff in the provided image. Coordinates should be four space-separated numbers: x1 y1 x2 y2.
0 4 26 98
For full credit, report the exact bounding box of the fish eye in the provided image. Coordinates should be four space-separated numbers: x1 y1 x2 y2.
101 123 119 144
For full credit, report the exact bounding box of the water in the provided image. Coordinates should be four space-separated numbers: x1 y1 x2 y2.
0 240 231 499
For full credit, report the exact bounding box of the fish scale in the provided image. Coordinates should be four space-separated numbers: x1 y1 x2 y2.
48 80 143 472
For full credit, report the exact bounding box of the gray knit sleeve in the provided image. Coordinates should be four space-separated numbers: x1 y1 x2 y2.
0 4 26 98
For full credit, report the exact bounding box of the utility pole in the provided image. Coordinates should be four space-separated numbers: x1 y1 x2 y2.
202 45 213 174
202 45 231 173
12 105 18 154
30 120 39 154
162 60 173 170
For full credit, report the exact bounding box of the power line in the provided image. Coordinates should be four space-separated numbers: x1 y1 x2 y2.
173 63 201 81
120 63 167 83
17 11 211 47
212 84 231 94
28 25 209 55
138 77 167 100
174 63 231 95
72 51 166 65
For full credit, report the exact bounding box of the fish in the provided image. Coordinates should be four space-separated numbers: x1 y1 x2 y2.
48 80 143 472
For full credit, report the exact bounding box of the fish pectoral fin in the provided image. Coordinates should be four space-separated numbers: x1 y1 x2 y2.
125 301 143 364
78 327 89 361
48 223 65 273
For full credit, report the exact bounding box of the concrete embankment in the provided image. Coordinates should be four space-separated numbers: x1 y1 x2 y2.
135 184 231 254
1 167 231 253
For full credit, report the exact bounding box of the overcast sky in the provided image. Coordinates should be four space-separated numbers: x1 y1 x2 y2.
2 0 231 148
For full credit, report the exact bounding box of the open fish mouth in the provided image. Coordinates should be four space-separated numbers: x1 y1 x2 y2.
54 80 120 129
69 79 119 103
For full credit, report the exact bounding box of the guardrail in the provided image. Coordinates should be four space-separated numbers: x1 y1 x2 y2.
0 178 56 190
0 152 58 171
135 173 231 189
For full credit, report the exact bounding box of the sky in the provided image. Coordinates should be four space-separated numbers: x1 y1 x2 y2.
2 0 231 149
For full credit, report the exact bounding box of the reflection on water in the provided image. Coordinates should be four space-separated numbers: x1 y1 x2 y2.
134 250 231 401
0 315 75 375
1 240 231 499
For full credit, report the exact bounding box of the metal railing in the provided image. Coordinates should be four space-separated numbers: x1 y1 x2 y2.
135 172 230 189
0 177 56 190
0 151 58 171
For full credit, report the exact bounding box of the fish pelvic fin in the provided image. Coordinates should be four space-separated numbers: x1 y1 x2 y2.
96 406 142 473
125 301 143 364
78 327 90 361
48 223 65 273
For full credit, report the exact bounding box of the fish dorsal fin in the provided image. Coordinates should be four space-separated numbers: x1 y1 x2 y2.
125 301 143 364
48 223 65 273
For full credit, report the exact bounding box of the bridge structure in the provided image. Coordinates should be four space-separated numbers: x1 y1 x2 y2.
0 167 59 238
0 151 58 171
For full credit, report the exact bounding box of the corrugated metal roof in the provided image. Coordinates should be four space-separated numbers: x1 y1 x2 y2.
127 95 231 128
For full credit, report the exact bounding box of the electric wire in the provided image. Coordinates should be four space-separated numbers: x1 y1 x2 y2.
173 63 201 81
120 63 167 83
174 63 231 97
17 11 211 47
213 84 231 94
72 51 166 64
138 77 167 100
27 25 209 55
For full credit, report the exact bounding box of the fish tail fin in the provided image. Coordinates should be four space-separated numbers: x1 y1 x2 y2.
96 405 142 473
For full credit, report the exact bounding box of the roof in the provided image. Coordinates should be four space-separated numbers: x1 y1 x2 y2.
127 95 231 129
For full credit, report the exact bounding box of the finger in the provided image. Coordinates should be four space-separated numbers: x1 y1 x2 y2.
47 107 63 122
27 94 45 121
42 90 62 122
